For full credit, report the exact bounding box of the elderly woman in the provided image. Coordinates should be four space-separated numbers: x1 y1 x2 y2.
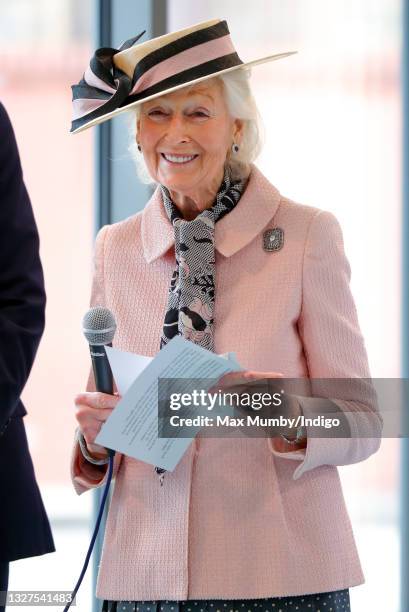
70 19 382 612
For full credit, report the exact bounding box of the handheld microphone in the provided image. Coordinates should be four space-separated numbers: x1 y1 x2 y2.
82 306 116 395
63 307 117 612
82 306 116 458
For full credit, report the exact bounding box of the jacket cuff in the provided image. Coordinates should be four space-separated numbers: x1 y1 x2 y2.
268 394 381 481
70 431 121 495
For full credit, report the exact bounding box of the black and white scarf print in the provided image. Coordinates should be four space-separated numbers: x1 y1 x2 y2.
154 166 248 485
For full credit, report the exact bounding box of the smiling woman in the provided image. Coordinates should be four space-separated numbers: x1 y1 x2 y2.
69 18 382 612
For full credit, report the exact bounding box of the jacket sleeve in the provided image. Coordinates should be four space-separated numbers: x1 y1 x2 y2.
268 209 383 481
0 103 46 431
70 225 123 496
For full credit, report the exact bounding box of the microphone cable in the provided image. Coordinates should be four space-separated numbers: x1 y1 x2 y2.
63 449 115 612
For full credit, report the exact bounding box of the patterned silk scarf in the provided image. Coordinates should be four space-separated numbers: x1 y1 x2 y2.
154 166 248 485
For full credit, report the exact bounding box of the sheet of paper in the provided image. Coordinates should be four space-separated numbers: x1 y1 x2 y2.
95 336 243 471
104 347 151 396
104 345 241 396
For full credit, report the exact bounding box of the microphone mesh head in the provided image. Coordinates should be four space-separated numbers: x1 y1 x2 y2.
82 306 117 345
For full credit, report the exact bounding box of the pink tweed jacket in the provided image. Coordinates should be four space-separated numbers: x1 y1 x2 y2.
70 164 382 602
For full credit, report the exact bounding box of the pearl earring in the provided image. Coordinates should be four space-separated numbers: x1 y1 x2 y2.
232 143 239 154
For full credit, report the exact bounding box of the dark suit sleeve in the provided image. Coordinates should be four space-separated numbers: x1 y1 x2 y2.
0 102 46 430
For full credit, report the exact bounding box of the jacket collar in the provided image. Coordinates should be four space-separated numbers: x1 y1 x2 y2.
141 164 281 263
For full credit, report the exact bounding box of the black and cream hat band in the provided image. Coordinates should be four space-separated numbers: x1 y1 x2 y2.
70 18 297 134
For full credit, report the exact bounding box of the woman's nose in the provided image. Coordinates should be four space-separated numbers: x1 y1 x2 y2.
165 115 191 144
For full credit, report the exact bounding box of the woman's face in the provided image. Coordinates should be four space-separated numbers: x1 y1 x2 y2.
137 78 242 196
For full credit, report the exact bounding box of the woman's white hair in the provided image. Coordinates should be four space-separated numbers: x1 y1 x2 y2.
126 67 265 184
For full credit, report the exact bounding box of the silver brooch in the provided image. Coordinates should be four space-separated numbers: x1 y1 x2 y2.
263 227 284 252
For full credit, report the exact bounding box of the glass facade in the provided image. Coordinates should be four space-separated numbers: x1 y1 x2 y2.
0 1 404 610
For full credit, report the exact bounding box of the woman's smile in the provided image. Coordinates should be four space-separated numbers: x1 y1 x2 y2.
160 152 200 165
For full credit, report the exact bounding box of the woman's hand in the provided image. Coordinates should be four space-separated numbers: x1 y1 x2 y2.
74 391 121 459
207 370 303 440
208 369 284 395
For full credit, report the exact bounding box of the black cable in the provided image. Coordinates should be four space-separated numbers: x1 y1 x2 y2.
63 450 115 612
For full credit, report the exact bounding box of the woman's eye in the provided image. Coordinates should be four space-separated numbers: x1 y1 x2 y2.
191 111 208 118
148 109 167 116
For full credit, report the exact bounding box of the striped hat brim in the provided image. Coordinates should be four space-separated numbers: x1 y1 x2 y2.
70 19 297 135
71 52 296 135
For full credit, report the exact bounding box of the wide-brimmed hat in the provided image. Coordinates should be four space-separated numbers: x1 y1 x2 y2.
70 18 297 134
